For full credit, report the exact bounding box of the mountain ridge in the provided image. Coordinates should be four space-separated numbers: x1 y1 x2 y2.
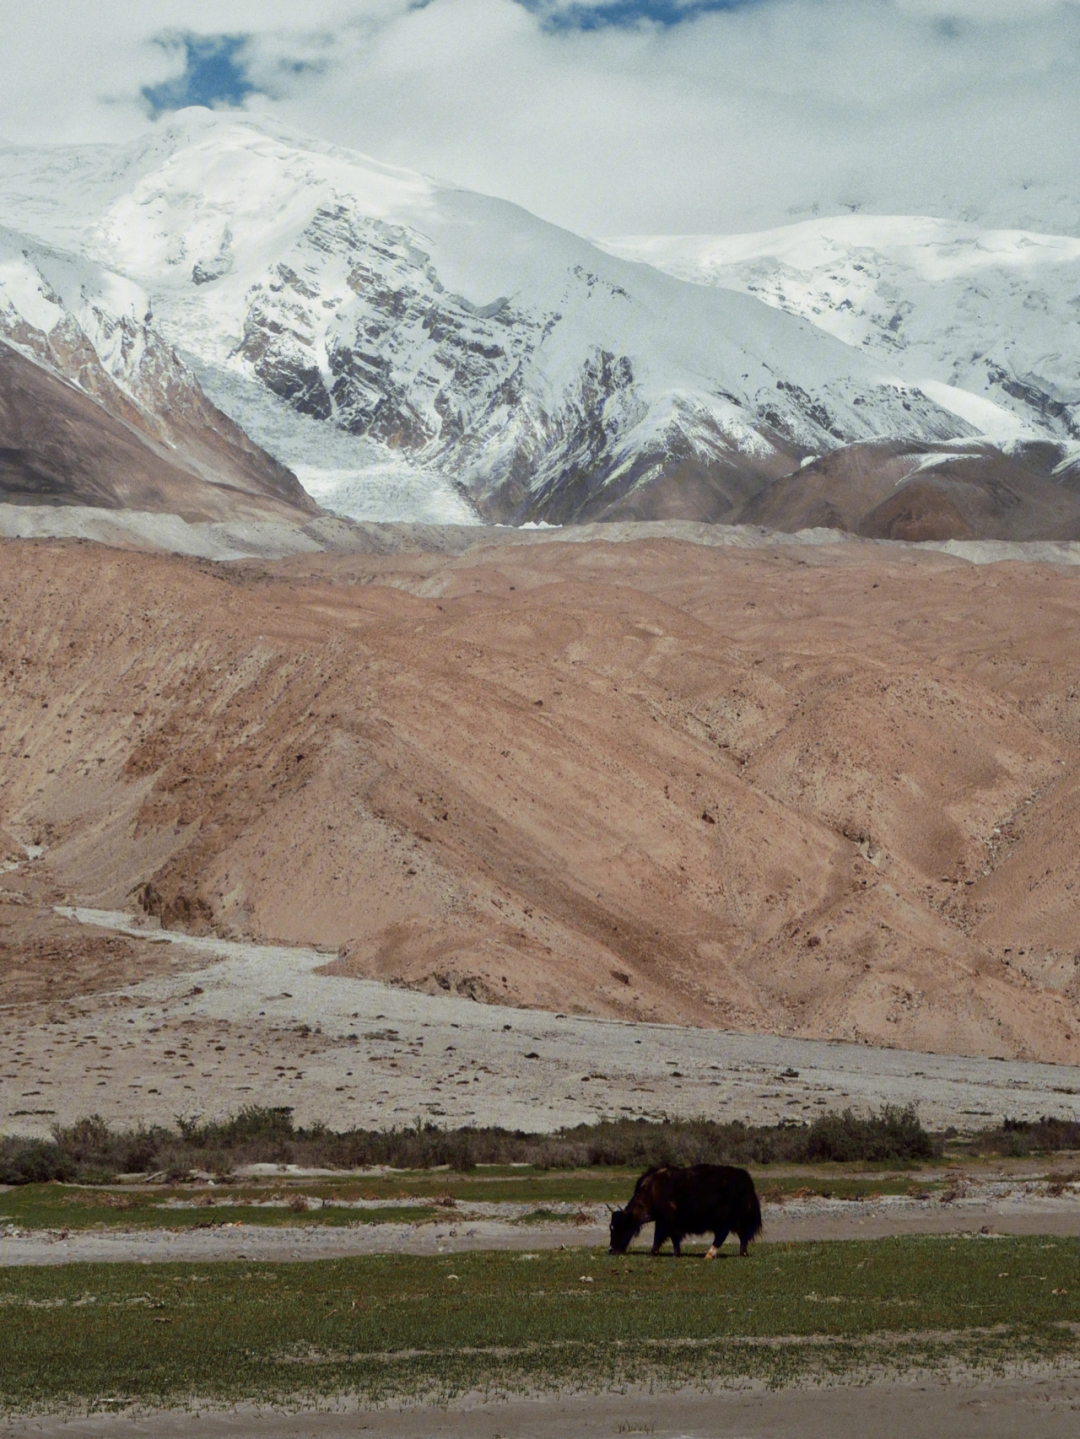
601 216 1080 453
2 112 1079 538
0 222 317 521
0 112 980 530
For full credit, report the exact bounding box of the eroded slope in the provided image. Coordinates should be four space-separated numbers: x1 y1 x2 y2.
2 533 1079 1063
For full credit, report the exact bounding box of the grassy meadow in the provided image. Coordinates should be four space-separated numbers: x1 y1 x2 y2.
1 1236 1078 1412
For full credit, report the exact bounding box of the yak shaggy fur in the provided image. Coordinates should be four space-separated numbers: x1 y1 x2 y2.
608 1163 763 1258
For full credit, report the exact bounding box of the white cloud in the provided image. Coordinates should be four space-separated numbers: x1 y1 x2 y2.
2 1 1079 235
0 3 357 141
894 1 1076 17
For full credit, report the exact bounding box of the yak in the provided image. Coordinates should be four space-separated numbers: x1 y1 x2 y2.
608 1163 762 1259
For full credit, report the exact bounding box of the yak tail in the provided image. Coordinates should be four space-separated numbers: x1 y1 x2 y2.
741 1183 764 1245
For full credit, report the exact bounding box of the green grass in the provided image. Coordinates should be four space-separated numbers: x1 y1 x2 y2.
512 1208 585 1225
0 1167 998 1231
0 1170 643 1229
294 1167 644 1204
14 1155 1073 1234
0 1169 946 1232
756 1174 941 1201
1 1236 1077 1412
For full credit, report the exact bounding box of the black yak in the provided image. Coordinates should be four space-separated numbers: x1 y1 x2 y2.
608 1163 762 1258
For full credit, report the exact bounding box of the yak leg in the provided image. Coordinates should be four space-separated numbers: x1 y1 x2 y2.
671 1232 683 1257
705 1226 730 1260
652 1207 680 1254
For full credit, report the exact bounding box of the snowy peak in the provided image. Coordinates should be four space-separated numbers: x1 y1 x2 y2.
0 110 976 526
1 112 1062 532
91 111 436 305
601 217 1080 451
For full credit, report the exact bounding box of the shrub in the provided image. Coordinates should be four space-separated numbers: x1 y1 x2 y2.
0 1138 76 1185
965 1115 1080 1157
792 1105 937 1164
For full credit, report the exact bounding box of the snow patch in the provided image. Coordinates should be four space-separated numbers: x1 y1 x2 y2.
914 382 1037 445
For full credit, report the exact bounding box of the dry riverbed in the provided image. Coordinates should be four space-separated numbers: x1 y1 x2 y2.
4 909 1080 1141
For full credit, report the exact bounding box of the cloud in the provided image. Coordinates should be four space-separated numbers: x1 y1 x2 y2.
2 2 1079 236
0 3 353 142
523 0 760 31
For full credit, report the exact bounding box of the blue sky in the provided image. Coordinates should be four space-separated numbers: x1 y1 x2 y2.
4 2 1079 236
512 0 758 31
142 33 256 115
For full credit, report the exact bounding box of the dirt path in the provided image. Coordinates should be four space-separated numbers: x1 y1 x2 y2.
6 1372 1080 1438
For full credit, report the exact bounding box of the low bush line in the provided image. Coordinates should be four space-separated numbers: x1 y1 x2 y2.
8 1104 1073 1186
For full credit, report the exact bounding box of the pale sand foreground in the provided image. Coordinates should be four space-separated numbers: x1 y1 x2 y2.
4 911 1080 1141
5 1374 1080 1438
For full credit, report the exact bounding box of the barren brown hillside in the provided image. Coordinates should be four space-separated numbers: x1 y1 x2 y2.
0 332 317 523
2 532 1079 1064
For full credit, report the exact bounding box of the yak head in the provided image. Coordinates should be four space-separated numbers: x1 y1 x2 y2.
608 1206 639 1254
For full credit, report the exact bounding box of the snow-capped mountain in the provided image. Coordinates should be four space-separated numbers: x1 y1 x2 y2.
601 217 1080 456
0 112 976 527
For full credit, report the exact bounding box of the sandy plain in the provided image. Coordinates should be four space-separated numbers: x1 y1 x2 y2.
3 904 1080 1139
